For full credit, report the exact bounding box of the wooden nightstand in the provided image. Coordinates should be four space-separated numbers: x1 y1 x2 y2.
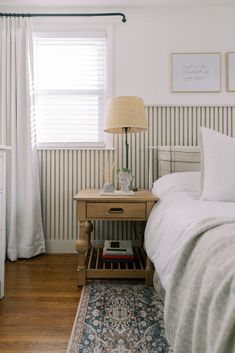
74 189 158 286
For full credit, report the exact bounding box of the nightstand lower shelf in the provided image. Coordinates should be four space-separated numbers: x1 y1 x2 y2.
85 246 147 279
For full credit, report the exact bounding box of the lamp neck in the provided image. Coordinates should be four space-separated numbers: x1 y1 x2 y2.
123 127 129 170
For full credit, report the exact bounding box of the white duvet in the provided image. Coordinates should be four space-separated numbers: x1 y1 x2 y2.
144 171 235 290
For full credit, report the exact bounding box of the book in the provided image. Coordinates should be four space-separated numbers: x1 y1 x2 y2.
102 258 134 263
102 254 134 260
103 248 133 255
103 240 133 256
102 254 134 262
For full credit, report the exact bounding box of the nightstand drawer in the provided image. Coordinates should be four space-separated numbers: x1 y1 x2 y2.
87 202 146 219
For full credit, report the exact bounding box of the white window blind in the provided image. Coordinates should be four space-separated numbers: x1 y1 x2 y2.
34 35 106 147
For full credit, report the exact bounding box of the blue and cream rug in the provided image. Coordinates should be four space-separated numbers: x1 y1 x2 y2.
66 281 171 353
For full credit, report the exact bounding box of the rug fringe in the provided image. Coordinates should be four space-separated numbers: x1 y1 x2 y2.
66 285 90 353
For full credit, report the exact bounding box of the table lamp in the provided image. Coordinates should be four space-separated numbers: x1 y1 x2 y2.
104 96 148 170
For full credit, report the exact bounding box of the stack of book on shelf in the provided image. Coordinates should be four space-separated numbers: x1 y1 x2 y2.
102 240 134 262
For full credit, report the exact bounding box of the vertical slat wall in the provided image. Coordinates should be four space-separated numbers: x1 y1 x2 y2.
38 105 235 249
38 149 116 245
147 106 235 182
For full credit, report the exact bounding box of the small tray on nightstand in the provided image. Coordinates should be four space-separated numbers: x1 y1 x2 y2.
99 190 134 196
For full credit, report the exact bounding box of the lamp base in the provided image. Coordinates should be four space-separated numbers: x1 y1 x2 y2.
129 186 138 191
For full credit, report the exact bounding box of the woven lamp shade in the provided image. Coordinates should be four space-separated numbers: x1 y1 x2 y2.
104 96 148 133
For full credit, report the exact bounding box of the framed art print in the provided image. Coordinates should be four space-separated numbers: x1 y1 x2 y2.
171 53 221 92
227 52 235 91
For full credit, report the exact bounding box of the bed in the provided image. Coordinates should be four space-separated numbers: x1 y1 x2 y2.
145 127 235 353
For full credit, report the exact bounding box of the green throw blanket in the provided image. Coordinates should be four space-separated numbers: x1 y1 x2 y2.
164 218 235 353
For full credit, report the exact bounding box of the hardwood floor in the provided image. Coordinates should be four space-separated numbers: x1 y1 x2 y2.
0 254 82 353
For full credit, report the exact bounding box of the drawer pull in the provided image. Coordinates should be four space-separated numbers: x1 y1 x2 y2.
108 207 124 214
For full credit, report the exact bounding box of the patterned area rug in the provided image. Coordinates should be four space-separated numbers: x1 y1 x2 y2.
66 281 171 353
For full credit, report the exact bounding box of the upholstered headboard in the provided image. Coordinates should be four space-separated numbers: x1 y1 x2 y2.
149 145 201 187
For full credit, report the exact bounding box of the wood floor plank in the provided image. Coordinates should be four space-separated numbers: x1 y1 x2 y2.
0 254 81 353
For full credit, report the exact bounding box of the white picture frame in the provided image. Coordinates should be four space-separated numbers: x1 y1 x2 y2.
171 52 221 92
226 52 235 92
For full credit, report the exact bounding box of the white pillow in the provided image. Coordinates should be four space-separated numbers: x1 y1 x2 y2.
152 171 201 198
200 127 235 201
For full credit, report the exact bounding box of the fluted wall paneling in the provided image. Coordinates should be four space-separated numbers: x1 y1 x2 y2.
38 105 235 252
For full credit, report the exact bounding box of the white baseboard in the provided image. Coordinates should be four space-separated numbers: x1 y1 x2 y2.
45 239 140 253
45 240 77 253
45 240 104 253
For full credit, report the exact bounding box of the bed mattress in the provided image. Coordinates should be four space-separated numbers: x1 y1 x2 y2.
144 171 235 290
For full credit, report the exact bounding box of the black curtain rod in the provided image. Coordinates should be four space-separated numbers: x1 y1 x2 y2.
0 12 127 22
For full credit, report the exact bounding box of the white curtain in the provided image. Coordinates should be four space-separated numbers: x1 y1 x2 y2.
0 17 45 260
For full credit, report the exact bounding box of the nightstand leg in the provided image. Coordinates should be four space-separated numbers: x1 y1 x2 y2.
76 220 93 286
85 220 93 249
136 221 153 285
136 221 145 246
146 256 154 286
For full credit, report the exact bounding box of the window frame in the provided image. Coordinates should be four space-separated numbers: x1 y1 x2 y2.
32 22 113 149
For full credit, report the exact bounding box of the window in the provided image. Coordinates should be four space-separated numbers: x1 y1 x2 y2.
34 32 109 148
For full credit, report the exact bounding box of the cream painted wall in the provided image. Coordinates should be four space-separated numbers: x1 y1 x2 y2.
115 6 235 105
1 4 235 104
